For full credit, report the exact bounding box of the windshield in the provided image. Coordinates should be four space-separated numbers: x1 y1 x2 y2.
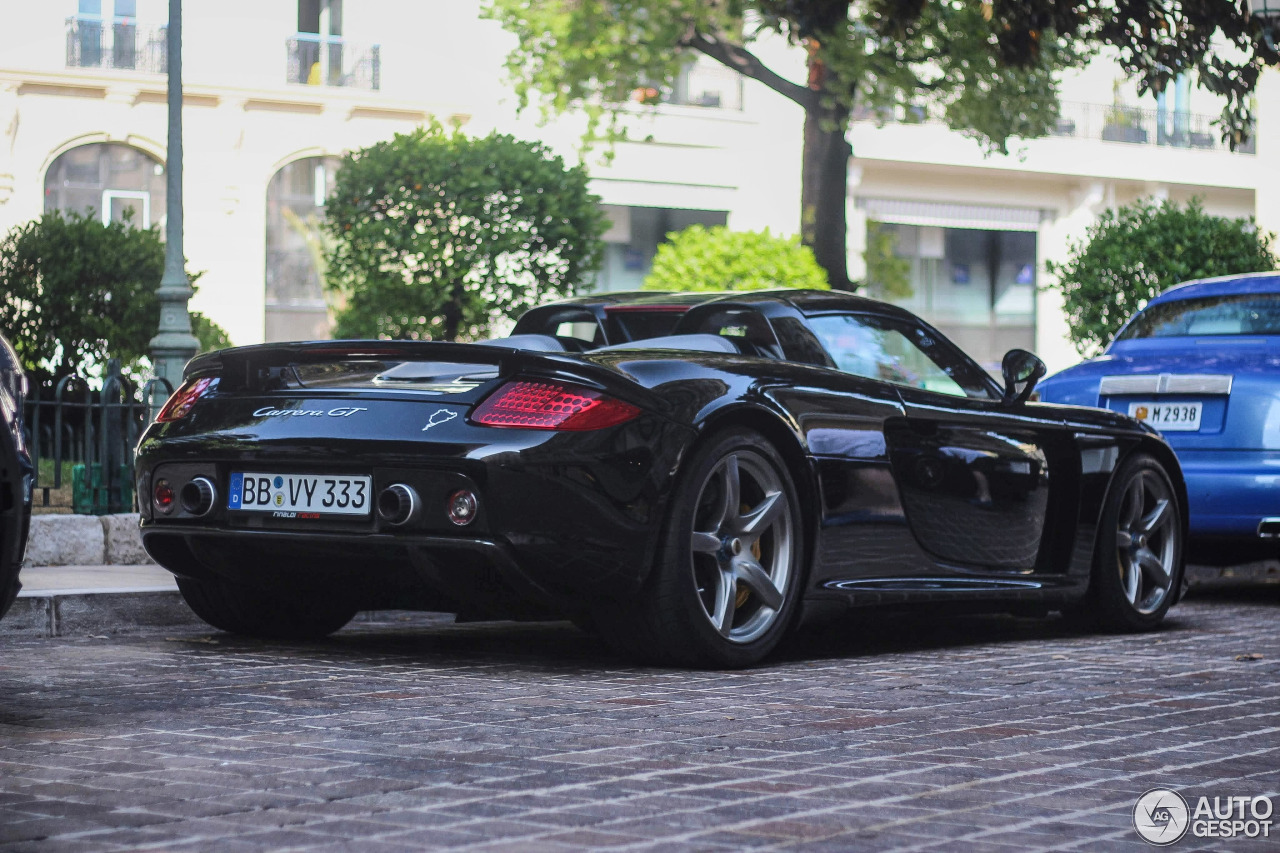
1117 293 1280 340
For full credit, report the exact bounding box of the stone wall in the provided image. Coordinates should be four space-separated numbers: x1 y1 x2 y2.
24 514 152 567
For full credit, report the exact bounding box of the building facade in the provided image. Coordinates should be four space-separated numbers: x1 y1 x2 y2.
0 1 1273 374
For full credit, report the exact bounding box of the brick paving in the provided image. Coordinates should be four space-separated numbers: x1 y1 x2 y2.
1 584 1278 851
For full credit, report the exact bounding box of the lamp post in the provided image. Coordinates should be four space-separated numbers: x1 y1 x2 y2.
149 0 198 393
1247 0 1280 50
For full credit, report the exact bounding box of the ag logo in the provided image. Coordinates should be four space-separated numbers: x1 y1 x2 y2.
1134 788 1190 845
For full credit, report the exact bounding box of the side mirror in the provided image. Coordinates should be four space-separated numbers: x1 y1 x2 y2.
1001 349 1047 405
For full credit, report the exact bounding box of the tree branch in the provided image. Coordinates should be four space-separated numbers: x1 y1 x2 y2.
683 30 817 110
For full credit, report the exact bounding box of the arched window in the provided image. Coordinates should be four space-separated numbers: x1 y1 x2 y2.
265 156 341 342
43 142 165 227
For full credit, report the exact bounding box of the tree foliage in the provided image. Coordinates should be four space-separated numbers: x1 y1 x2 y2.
862 220 912 300
0 210 228 389
323 123 608 342
643 225 829 292
485 0 1277 290
1046 198 1277 357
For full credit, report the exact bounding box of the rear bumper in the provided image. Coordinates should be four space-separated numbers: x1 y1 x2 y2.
1179 450 1280 537
136 417 694 615
142 526 606 619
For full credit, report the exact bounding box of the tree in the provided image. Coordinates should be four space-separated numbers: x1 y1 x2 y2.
862 220 912 300
485 1 1278 292
0 210 228 389
1046 198 1277 357
323 123 608 341
643 225 829 292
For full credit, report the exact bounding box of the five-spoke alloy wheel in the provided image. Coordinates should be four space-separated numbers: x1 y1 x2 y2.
689 448 795 645
599 428 804 667
1088 452 1184 631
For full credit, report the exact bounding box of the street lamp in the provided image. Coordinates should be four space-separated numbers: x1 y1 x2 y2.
1247 0 1280 50
149 0 199 395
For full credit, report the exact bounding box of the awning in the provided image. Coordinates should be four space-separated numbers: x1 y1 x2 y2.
856 197 1049 231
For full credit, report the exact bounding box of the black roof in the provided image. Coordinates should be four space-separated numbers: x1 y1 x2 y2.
528 291 729 310
531 288 914 317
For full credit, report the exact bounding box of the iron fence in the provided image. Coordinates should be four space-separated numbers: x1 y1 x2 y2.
23 363 171 515
65 17 168 74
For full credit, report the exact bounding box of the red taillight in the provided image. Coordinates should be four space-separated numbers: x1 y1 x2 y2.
153 478 175 514
471 380 641 430
156 377 216 423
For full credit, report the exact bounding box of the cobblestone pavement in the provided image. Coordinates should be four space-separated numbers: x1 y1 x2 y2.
1 584 1279 852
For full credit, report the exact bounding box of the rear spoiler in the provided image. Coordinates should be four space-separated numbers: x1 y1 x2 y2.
184 340 662 408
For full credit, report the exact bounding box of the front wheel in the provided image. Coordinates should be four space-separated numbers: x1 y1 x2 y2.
177 575 357 640
598 428 805 668
1085 453 1184 631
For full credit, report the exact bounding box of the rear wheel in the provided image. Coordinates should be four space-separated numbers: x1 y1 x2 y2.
1085 453 1183 631
177 575 357 640
598 428 804 667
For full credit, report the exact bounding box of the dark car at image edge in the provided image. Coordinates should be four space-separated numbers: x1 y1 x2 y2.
136 289 1188 667
0 332 33 621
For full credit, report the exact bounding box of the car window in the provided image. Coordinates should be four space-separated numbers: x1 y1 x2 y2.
1117 293 1280 340
808 313 994 399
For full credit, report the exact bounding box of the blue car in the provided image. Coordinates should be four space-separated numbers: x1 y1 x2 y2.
1039 271 1280 563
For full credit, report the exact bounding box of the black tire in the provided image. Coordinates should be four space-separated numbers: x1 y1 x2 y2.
177 576 357 640
596 428 805 668
1083 452 1184 632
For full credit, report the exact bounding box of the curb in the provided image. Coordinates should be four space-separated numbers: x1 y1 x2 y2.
1 589 205 639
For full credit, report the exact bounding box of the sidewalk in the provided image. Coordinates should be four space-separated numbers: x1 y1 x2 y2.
4 563 202 639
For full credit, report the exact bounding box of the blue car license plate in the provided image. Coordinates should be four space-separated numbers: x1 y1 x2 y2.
1127 401 1202 432
228 472 372 515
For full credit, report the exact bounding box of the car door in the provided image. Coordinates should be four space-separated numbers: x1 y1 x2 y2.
808 312 1075 576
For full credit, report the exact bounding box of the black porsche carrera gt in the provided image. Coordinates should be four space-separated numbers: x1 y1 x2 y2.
137 290 1187 667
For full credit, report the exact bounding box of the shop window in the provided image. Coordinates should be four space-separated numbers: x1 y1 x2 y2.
594 206 729 292
868 223 1037 372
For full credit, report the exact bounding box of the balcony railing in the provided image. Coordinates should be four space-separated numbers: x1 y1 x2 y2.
286 35 380 91
852 98 1255 155
65 16 167 73
1050 101 1255 154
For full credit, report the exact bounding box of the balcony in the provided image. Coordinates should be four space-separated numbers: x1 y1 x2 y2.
65 16 167 74
852 99 1255 155
1052 101 1255 154
632 61 744 111
286 35 380 91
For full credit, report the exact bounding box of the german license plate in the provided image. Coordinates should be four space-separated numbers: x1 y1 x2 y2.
228 472 372 515
1128 401 1202 432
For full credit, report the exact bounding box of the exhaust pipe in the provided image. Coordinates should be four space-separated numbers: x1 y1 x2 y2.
1258 518 1280 539
180 477 217 517
378 484 420 526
